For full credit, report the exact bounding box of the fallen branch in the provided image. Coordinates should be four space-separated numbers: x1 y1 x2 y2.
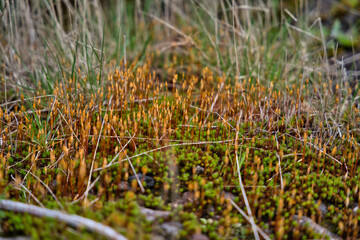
139 207 171 222
0 199 127 240
293 215 341 240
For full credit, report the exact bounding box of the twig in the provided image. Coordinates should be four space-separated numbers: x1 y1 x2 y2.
0 199 127 240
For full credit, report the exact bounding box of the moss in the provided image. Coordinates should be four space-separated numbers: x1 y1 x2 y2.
1 40 358 240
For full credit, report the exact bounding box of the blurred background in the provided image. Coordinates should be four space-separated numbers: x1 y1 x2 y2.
0 0 359 102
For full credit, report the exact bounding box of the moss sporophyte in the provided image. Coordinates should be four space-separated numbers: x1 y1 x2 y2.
1 1 360 239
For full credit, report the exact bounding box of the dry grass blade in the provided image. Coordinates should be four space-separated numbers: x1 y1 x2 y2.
141 11 209 61
0 95 55 108
229 199 270 240
269 109 342 165
285 23 321 41
231 5 269 13
28 171 64 210
73 176 101 204
275 152 284 191
234 111 260 240
285 133 342 165
84 95 113 204
95 139 236 172
123 132 145 193
107 131 135 166
22 151 41 184
204 79 225 124
11 175 45 208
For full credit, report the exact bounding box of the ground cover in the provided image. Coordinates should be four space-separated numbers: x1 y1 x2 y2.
1 1 360 239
